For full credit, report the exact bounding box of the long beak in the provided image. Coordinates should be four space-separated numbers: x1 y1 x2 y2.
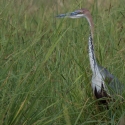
56 11 79 18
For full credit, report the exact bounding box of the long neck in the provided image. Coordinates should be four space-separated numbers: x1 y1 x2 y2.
86 14 98 74
88 34 97 74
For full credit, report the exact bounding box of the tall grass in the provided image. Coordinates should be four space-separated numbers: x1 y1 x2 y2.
0 0 125 124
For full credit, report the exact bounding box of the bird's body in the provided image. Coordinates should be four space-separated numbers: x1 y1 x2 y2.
57 8 124 104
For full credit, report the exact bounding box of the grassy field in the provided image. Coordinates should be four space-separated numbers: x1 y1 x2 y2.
0 0 125 124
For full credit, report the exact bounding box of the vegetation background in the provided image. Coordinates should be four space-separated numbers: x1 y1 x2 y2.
0 0 125 124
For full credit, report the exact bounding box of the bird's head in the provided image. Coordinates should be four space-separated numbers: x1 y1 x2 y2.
56 8 90 19
56 8 94 37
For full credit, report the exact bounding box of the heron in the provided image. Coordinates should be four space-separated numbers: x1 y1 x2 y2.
56 8 124 105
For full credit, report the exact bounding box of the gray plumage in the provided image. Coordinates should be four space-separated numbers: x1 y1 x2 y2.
98 65 123 96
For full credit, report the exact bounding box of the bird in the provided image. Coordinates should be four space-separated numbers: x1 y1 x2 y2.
56 8 124 105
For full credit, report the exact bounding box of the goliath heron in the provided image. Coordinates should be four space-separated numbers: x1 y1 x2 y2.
56 8 124 104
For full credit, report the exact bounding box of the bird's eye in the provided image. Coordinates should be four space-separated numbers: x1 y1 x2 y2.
82 11 85 13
